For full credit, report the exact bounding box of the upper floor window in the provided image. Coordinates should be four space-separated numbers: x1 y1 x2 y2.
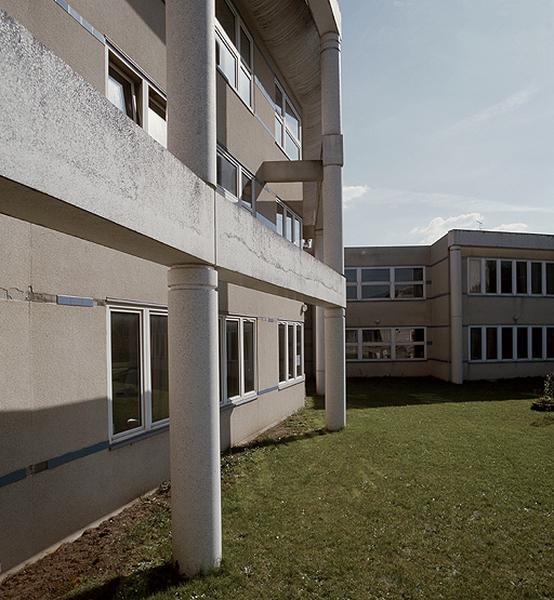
345 267 425 301
468 258 554 296
215 0 253 107
274 81 301 160
276 200 302 248
346 327 426 361
106 47 167 147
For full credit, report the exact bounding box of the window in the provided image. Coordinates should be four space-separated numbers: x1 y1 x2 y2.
216 147 256 211
108 306 168 441
469 325 554 362
215 0 253 107
345 267 425 301
221 317 257 403
274 199 302 247
278 321 304 384
346 327 426 361
106 47 167 147
468 258 554 297
274 80 301 160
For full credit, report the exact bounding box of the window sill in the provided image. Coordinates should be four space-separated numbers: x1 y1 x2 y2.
220 393 258 410
278 376 305 390
109 423 169 450
347 297 426 302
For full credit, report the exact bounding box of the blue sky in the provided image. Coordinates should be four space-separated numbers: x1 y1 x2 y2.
341 0 554 246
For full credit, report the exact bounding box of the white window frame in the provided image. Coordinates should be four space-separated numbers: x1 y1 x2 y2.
278 321 305 387
107 305 169 443
276 199 303 247
105 43 167 147
345 327 427 361
215 0 254 109
468 325 554 362
345 267 426 301
467 258 554 297
274 79 302 160
216 146 256 212
220 316 257 405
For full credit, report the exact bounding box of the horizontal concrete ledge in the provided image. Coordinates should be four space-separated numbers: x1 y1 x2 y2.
257 160 323 184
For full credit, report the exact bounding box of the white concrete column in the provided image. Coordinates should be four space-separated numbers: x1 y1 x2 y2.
449 245 464 384
168 265 222 575
320 31 346 429
324 307 346 430
314 228 325 394
166 0 216 185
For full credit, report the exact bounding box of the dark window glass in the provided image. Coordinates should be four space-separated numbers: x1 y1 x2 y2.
394 284 424 298
243 321 255 394
395 345 418 360
470 328 482 361
485 260 497 294
107 67 138 122
275 85 283 117
239 27 251 69
362 346 391 360
345 269 357 283
500 261 512 294
150 315 169 422
516 261 527 294
413 328 425 343
240 173 253 210
278 323 287 381
361 268 389 282
345 345 358 360
296 324 303 377
547 264 554 295
111 312 142 434
288 324 295 379
345 330 358 344
413 345 425 359
532 327 543 359
486 327 498 360
217 153 237 195
363 329 390 343
346 286 358 300
216 0 236 44
531 262 542 294
517 328 528 360
395 267 423 282
226 320 240 398
501 327 513 360
547 328 554 359
361 285 390 299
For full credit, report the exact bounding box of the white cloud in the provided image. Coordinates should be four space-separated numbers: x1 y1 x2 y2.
411 213 483 244
491 222 529 233
343 185 369 206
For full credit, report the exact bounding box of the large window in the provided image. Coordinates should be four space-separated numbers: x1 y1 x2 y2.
469 325 554 362
106 47 167 147
220 317 257 403
216 147 255 212
108 306 169 441
274 81 301 160
276 200 303 248
278 322 304 384
346 327 426 361
345 267 425 301
468 258 554 297
215 0 253 107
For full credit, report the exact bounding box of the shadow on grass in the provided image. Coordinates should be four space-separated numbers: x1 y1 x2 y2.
308 377 543 410
65 562 181 600
224 427 329 457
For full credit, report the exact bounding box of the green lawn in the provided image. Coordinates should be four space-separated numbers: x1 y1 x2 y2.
58 379 554 598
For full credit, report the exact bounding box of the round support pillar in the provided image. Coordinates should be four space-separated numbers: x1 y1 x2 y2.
324 306 346 431
314 228 325 394
449 246 464 384
168 265 222 575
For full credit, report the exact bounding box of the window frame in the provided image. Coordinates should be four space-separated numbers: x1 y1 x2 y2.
107 305 169 444
344 266 426 301
345 327 427 361
467 325 554 363
278 321 305 387
216 146 256 212
274 79 302 160
220 316 258 405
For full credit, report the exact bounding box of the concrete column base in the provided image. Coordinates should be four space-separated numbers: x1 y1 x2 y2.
324 306 346 431
168 264 222 576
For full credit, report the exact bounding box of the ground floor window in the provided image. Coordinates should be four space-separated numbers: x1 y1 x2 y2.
108 306 168 441
468 325 554 362
220 317 257 403
346 327 426 361
279 321 304 384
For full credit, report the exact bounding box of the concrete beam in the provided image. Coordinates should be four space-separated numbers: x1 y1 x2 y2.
257 160 323 186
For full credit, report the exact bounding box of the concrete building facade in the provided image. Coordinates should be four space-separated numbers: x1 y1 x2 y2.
0 0 346 576
345 230 554 383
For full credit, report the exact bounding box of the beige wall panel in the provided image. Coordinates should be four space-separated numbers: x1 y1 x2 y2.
462 247 554 261
429 295 450 326
226 284 304 322
428 361 450 381
429 236 449 264
427 327 450 362
466 361 554 381
254 79 276 134
345 246 429 267
346 362 430 378
346 300 428 327
463 297 554 326
428 257 449 298
0 215 31 292
1 0 105 91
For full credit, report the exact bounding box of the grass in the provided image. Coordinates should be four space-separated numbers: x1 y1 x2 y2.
18 378 554 599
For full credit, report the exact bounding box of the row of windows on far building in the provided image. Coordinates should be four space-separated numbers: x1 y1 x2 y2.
108 307 304 443
469 326 554 362
346 327 426 361
468 258 554 296
345 267 425 300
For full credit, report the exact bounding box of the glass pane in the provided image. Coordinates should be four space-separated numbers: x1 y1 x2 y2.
470 328 482 361
216 0 236 44
285 101 300 138
285 132 300 160
395 345 419 360
547 328 554 359
148 92 167 147
413 328 425 343
294 217 302 247
274 116 283 144
394 284 424 299
485 260 497 294
239 27 251 69
517 328 528 360
346 286 358 300
394 329 416 343
363 329 390 343
107 69 135 119
413 345 425 359
547 264 554 295
395 267 423 282
285 212 292 242
226 320 240 398
500 261 513 294
217 153 237 196
516 261 527 294
501 327 513 360
362 346 390 360
346 345 358 360
216 37 236 87
532 327 543 359
238 67 251 106
240 173 253 210
111 312 142 434
275 85 283 116
279 323 287 381
362 268 389 282
486 327 497 360
276 202 284 236
345 269 357 283
150 314 169 422
361 285 390 299
288 324 295 379
345 330 358 344
296 324 302 377
468 259 481 294
243 321 255 394
531 262 542 294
